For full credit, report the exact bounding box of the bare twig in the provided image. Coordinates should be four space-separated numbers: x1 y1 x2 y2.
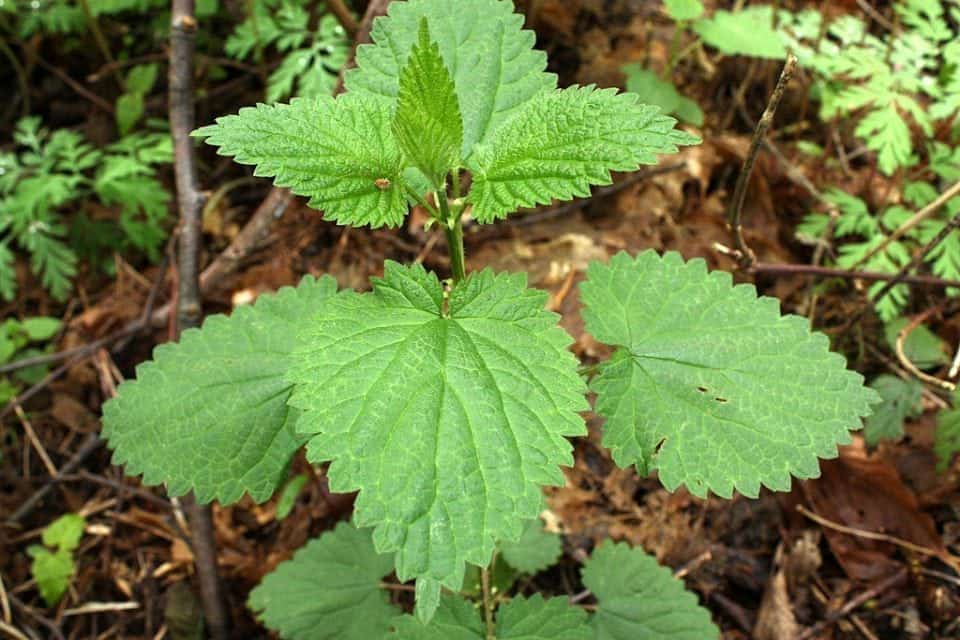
0 37 29 116
727 54 798 269
5 433 104 526
169 2 229 638
797 505 960 572
33 56 114 114
847 204 960 329
77 0 124 88
326 0 359 36
796 568 907 640
850 178 960 270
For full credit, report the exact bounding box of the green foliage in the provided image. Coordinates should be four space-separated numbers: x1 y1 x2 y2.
582 542 719 640
863 374 923 445
936 393 960 471
194 94 409 228
103 276 338 504
249 522 399 640
226 2 349 103
694 6 786 59
28 513 85 607
622 65 704 127
580 251 878 498
116 64 159 135
780 0 960 175
466 86 697 222
664 0 703 22
498 516 562 574
199 0 696 227
286 262 587 617
275 473 308 520
392 19 464 188
798 177 960 321
884 318 949 370
393 594 591 640
1 118 172 301
0 315 61 403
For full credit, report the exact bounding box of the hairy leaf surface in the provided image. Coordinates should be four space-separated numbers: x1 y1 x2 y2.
103 276 337 504
248 522 399 640
347 0 555 158
193 94 408 228
287 262 587 614
392 19 464 186
582 542 719 640
580 251 878 498
467 86 698 222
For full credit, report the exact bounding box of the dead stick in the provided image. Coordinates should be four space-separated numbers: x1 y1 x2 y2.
796 568 907 640
169 3 229 638
727 54 797 269
327 0 359 36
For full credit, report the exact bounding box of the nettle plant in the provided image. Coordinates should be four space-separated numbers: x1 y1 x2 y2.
102 0 879 636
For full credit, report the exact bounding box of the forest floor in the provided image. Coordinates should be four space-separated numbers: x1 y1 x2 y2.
2 0 960 638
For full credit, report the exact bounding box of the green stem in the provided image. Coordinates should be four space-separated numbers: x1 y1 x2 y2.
480 566 495 640
439 193 466 283
404 184 440 218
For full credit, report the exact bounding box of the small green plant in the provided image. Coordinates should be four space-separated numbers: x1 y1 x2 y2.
780 0 960 175
0 315 60 403
27 513 86 607
0 117 172 301
102 0 878 635
226 0 350 103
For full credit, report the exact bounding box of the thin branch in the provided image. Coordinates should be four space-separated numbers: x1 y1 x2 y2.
33 55 114 114
727 54 798 269
326 0 359 36
849 178 960 270
480 567 496 640
748 261 960 289
77 0 124 88
0 36 29 116
169 2 229 638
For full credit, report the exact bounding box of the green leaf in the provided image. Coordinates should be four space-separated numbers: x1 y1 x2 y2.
21 316 61 342
884 318 948 369
347 0 555 158
664 0 704 21
116 92 145 136
580 251 879 498
126 63 159 95
103 276 338 504
694 7 787 59
496 594 590 639
582 542 719 640
275 473 308 520
392 594 485 639
936 398 960 471
393 594 590 640
467 86 698 222
287 262 587 615
392 19 464 187
28 547 75 607
248 522 399 640
193 94 409 228
863 375 922 446
498 516 562 574
622 66 704 126
855 103 914 175
42 513 85 551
